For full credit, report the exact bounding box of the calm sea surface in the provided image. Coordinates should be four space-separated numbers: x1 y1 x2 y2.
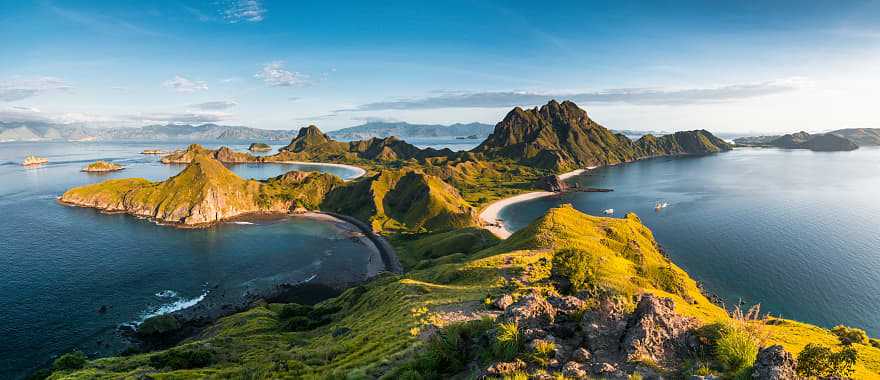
0 141 366 379
500 147 880 336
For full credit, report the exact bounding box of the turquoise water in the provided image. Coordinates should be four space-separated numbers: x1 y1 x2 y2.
500 147 880 336
0 141 366 379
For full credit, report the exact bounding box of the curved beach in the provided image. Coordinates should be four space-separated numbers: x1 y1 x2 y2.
479 167 594 238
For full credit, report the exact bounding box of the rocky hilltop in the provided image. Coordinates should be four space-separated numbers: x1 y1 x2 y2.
60 155 342 226
735 131 859 151
474 100 731 171
274 125 457 162
831 128 880 146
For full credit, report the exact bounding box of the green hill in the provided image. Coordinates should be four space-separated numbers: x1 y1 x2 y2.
322 169 478 232
61 156 343 226
474 100 731 171
271 125 457 163
160 144 258 164
831 128 880 146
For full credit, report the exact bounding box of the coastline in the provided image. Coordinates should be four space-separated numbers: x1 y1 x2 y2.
479 166 596 239
266 160 367 181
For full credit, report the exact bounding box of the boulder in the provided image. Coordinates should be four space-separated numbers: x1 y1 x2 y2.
486 359 526 376
494 294 515 310
752 345 797 380
500 292 556 330
548 295 587 319
563 361 589 379
571 347 592 363
621 294 698 364
537 175 566 192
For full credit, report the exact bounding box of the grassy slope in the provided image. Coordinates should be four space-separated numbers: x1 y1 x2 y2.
51 205 880 379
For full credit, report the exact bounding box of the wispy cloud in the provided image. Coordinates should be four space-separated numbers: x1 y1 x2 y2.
48 4 165 37
162 75 209 93
220 0 266 23
188 100 238 110
124 111 231 123
255 61 308 87
0 77 73 102
344 78 812 111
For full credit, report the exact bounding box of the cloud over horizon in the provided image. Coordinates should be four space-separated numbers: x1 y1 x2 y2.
189 100 238 110
162 75 208 93
345 78 812 111
0 77 73 102
255 61 308 87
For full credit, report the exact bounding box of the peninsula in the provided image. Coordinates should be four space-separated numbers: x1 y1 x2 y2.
51 100 880 380
735 131 859 151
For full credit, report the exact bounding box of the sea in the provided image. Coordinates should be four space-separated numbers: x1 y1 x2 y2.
499 147 880 337
0 140 369 379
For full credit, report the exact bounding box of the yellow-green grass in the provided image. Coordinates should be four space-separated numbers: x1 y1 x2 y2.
50 205 880 379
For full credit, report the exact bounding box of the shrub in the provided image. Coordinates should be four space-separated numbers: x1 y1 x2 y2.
402 318 494 378
551 248 594 294
52 350 87 371
278 303 313 319
529 340 556 366
714 323 759 371
831 325 869 345
150 346 216 370
796 343 857 378
870 338 880 349
493 322 524 361
137 314 180 336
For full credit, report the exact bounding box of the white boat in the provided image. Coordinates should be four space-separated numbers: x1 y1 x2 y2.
655 202 669 210
603 208 614 215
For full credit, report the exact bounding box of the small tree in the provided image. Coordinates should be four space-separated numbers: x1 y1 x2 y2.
831 325 869 345
796 343 857 378
551 248 594 294
52 350 87 371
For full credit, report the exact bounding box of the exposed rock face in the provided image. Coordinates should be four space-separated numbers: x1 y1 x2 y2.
500 292 557 330
621 294 699 364
752 345 798 380
474 100 731 171
537 175 566 192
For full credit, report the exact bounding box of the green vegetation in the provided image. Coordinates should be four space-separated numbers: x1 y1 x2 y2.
137 315 180 336
550 248 595 294
248 142 272 152
832 325 870 346
52 351 87 372
797 343 858 378
714 322 760 372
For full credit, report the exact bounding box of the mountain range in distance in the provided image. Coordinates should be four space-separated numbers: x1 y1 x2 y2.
324 121 496 140
0 122 297 142
734 128 880 151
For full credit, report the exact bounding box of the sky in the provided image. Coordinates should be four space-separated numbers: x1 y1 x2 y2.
1 0 879 133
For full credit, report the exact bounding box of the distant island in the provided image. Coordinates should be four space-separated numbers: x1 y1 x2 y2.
830 128 880 146
21 155 48 166
248 142 272 152
326 121 494 140
81 161 124 172
735 131 859 151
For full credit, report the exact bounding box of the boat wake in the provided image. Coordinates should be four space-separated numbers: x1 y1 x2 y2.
135 290 209 324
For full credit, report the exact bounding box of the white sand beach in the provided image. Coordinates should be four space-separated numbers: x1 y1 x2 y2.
479 167 596 239
275 161 367 181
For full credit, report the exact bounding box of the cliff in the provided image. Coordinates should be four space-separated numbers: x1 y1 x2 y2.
61 156 343 226
474 100 731 171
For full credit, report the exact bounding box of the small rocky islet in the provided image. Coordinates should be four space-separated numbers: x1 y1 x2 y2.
81 160 124 172
51 100 879 379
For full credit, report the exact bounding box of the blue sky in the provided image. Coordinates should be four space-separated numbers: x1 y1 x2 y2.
2 0 879 133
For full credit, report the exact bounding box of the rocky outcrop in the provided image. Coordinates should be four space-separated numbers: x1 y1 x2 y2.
499 292 557 330
248 142 272 152
537 175 566 192
752 345 798 380
621 294 699 364
81 160 124 172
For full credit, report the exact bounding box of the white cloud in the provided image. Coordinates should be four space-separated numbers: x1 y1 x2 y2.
220 0 266 23
188 100 238 110
124 111 231 123
345 78 814 111
255 61 308 87
162 75 208 93
0 77 73 102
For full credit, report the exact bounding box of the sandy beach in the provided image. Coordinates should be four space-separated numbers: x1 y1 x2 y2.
275 161 367 181
479 167 596 239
